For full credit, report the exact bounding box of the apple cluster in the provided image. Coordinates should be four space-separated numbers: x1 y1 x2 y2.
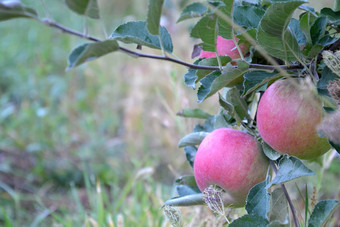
194 38 331 206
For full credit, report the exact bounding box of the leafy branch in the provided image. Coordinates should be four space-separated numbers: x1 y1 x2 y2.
41 19 304 72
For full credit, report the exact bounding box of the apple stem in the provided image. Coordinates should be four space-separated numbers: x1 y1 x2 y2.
40 19 306 72
270 160 300 227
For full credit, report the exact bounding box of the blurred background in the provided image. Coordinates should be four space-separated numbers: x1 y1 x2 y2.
0 0 339 226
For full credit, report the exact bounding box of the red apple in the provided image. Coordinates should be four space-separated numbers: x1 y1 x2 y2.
199 36 249 59
256 79 331 160
194 128 269 207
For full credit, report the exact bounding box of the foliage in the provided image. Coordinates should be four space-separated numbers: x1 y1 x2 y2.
0 0 340 226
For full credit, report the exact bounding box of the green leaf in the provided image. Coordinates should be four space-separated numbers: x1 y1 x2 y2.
317 67 338 97
197 61 250 102
267 156 314 189
299 12 317 44
65 0 99 19
191 15 218 52
184 59 201 89
229 214 269 227
302 43 324 58
262 142 281 161
233 5 265 29
175 175 200 196
309 15 337 46
245 179 270 220
111 21 173 53
146 0 164 35
221 87 250 123
176 108 212 119
242 70 280 96
213 111 230 129
0 1 37 21
197 71 221 102
193 116 216 133
67 40 119 69
184 146 197 167
308 200 340 227
289 18 306 46
320 8 340 25
217 0 234 40
184 68 198 89
311 16 328 45
268 188 289 225
177 2 208 23
163 193 204 207
178 132 209 148
196 57 231 82
257 0 305 61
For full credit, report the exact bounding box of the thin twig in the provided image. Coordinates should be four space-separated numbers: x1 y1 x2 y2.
270 160 300 227
41 19 305 71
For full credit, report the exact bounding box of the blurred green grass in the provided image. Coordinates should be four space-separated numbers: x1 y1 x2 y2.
0 0 339 226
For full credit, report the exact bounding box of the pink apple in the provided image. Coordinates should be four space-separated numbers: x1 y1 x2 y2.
256 79 331 160
199 36 249 59
194 128 269 207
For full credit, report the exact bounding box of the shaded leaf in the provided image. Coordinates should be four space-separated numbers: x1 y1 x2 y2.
257 0 305 61
213 112 230 129
299 12 317 44
196 56 231 83
268 188 289 224
184 68 198 89
111 21 173 53
163 193 204 207
184 59 201 89
191 15 218 52
178 132 209 148
233 5 265 29
146 0 164 35
303 43 324 58
65 0 99 19
197 70 221 102
289 18 306 46
267 156 314 189
177 2 208 23
184 146 197 167
223 87 250 123
217 0 234 40
245 178 270 220
193 116 216 133
317 66 338 97
0 1 37 21
175 175 200 196
320 8 340 25
197 61 250 102
311 16 328 45
308 200 339 227
176 108 212 119
229 214 269 227
67 40 119 69
262 142 281 161
242 70 280 96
